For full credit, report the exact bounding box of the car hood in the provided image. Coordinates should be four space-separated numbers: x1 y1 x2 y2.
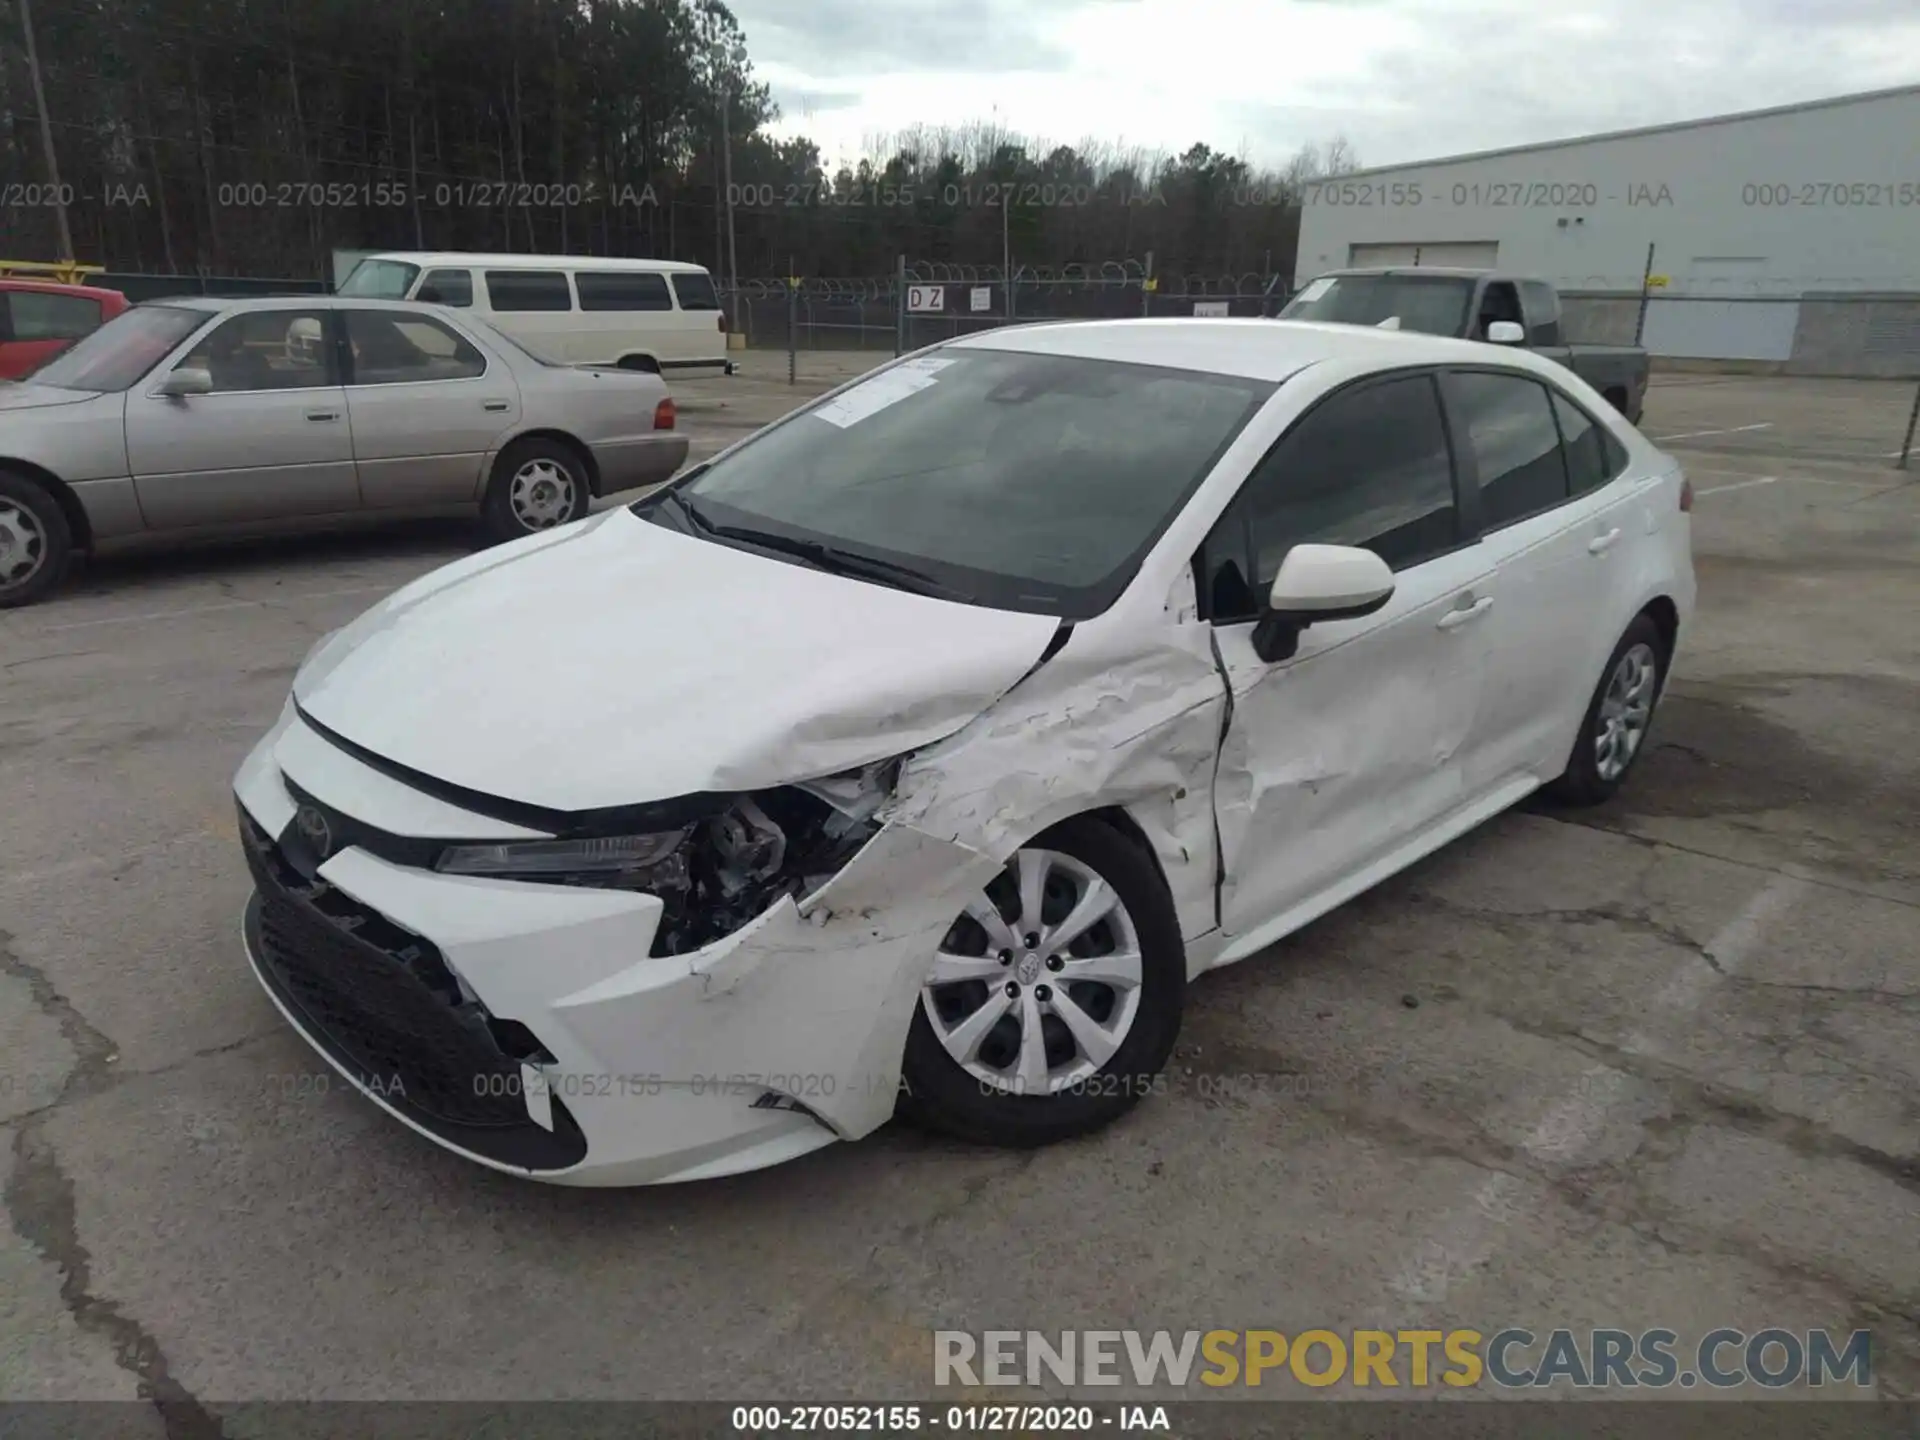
0 382 97 411
293 507 1061 813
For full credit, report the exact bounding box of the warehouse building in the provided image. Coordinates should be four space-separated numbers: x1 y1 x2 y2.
1292 84 1920 374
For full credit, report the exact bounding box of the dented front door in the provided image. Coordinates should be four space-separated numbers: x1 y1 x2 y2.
1212 541 1497 942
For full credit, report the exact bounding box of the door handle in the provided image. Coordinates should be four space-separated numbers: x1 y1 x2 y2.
1436 596 1494 631
482 400 511 412
1588 527 1623 555
305 410 339 422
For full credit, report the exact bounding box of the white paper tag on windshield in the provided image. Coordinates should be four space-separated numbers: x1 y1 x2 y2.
1294 277 1335 302
812 356 956 428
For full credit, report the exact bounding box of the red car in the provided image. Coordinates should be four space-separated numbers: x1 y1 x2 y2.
0 279 129 381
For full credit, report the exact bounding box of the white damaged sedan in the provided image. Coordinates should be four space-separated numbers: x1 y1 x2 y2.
234 318 1695 1185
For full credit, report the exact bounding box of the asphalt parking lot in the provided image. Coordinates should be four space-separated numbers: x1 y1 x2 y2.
1 352 1916 1419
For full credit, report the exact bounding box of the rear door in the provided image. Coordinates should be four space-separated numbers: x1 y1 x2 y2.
1445 368 1644 792
0 287 104 379
126 306 359 528
1204 370 1499 939
571 269 677 367
341 308 518 508
668 271 728 367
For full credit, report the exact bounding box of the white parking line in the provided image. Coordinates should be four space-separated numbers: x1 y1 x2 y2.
1651 422 1774 442
1388 875 1808 1304
21 583 395 635
1695 475 1779 497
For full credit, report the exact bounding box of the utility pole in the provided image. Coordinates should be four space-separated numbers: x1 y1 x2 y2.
19 0 75 262
720 81 740 336
1002 194 1013 321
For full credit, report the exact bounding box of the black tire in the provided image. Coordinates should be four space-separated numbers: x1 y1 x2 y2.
481 437 590 544
1546 613 1668 806
0 470 73 609
899 816 1185 1148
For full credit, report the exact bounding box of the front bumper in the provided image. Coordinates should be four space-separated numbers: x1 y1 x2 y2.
233 704 991 1186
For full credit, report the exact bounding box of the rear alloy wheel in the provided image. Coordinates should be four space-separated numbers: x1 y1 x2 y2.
482 439 589 543
0 472 72 609
900 817 1184 1147
1547 614 1667 806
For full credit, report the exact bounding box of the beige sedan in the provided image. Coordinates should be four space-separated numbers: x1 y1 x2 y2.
0 296 689 606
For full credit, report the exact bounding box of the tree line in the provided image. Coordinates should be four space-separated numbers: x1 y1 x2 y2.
0 0 1358 283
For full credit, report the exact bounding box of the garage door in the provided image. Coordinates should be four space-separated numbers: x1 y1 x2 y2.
1348 241 1499 268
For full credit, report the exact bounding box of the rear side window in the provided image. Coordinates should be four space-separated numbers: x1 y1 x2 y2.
1451 371 1568 529
483 271 572 312
1551 391 1628 496
417 269 473 307
6 290 103 340
670 273 721 311
575 271 672 312
1202 373 1460 621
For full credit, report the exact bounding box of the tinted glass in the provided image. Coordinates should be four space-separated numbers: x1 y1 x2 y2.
1238 373 1459 596
671 272 721 310
1551 391 1622 496
175 309 336 391
1453 372 1567 527
346 310 485 383
338 259 420 299
575 271 672 311
7 291 102 340
484 271 572 311
669 349 1271 618
1280 275 1473 336
1521 281 1562 345
28 305 210 392
417 268 472 307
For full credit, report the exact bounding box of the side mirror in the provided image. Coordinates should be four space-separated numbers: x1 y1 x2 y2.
1486 320 1526 345
1252 544 1396 663
157 366 213 398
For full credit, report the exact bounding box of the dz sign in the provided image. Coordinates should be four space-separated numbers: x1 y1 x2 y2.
907 284 946 313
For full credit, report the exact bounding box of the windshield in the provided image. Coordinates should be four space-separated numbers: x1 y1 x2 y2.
1281 275 1474 336
654 348 1273 618
26 304 210 392
464 314 565 366
338 259 421 299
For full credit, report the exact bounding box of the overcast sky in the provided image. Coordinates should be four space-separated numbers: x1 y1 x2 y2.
731 0 1920 172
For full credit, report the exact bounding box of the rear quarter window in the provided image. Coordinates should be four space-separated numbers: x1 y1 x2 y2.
670 273 721 311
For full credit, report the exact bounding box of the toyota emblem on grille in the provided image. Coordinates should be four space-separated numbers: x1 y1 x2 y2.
293 804 334 859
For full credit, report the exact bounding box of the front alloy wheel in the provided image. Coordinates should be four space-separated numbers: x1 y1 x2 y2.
900 817 1184 1147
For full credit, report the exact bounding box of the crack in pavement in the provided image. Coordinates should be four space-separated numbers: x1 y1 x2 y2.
1 927 226 1437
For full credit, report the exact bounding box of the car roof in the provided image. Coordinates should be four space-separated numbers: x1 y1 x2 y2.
134 295 471 315
947 317 1538 383
354 252 711 274
0 278 125 300
1313 267 1548 283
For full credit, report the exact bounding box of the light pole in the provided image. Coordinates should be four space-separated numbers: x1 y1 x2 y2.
19 0 74 262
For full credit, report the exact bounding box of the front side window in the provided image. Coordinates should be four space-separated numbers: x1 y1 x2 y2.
1203 373 1459 622
174 309 337 391
484 271 573 312
662 348 1272 618
1451 371 1568 528
27 304 209 392
416 269 473 307
5 290 102 340
670 272 721 311
345 310 486 383
338 259 421 299
575 271 672 311
1520 281 1562 346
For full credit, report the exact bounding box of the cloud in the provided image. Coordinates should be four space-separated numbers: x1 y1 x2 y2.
742 0 1920 170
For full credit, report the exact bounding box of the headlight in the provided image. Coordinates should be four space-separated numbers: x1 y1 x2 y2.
436 830 689 877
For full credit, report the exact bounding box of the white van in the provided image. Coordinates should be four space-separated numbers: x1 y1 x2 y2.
336 252 735 377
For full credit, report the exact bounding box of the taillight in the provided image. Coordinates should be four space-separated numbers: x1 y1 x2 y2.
718 311 729 334
653 397 676 431
1679 476 1693 512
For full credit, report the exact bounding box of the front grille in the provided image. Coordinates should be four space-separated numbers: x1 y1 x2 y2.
241 809 588 1170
